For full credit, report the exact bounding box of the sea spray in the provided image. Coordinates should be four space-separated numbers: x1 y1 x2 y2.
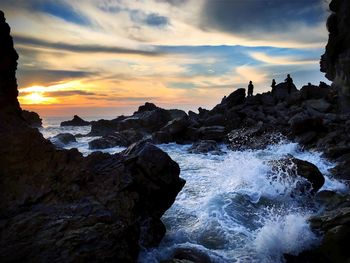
39 118 348 263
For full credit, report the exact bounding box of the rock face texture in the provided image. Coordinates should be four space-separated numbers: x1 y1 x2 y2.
0 11 185 263
321 0 350 112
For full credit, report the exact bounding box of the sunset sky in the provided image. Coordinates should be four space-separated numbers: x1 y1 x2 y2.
2 0 331 117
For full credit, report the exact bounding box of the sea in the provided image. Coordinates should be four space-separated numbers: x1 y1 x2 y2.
40 117 348 263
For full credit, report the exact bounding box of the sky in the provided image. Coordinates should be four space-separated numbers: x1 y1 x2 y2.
1 0 331 117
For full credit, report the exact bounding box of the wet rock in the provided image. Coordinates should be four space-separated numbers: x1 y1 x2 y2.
60 115 90 126
152 131 173 144
52 133 77 145
22 110 42 127
269 157 325 194
188 140 223 155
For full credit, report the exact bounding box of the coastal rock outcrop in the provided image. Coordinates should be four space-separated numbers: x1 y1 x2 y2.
22 110 42 127
51 132 77 146
60 115 90 126
321 0 350 112
0 11 185 262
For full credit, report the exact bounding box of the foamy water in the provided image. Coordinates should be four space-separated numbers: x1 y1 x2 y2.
40 117 348 263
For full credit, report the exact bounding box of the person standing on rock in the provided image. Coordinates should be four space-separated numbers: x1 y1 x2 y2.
247 81 254 97
285 74 293 94
271 79 276 93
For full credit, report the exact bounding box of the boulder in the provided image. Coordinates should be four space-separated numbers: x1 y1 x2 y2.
172 248 212 263
22 110 42 127
89 119 120 136
269 157 325 194
211 88 246 113
51 133 77 145
188 140 223 155
60 115 90 126
152 131 173 144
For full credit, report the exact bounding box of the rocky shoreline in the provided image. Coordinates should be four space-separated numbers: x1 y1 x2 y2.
1 0 350 261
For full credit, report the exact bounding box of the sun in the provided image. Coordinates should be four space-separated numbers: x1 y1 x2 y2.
19 92 55 105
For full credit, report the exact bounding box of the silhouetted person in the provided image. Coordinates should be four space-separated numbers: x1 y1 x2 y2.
308 82 312 87
247 81 254 97
285 74 293 94
271 79 276 93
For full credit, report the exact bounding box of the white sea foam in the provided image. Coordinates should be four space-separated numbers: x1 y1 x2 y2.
39 117 348 263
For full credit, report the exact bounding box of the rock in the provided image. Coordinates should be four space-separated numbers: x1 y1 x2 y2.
289 113 325 135
211 88 246 113
22 110 42 127
269 157 325 194
228 122 281 150
152 131 173 144
300 84 332 100
168 109 187 120
321 0 350 112
198 126 226 141
89 119 120 136
272 82 298 101
161 116 190 136
89 132 129 149
203 114 226 126
135 102 158 113
188 140 223 155
60 115 90 126
0 12 185 262
52 133 77 145
304 99 332 113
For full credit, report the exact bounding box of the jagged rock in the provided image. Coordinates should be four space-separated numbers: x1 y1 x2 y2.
0 12 185 262
168 109 187 120
89 118 121 136
188 140 223 155
60 115 90 126
52 133 77 146
152 131 173 144
135 102 158 113
22 110 42 127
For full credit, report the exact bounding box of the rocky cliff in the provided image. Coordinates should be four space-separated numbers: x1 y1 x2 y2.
0 11 185 262
321 0 350 112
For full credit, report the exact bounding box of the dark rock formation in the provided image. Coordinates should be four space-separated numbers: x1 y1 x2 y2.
60 115 90 126
51 132 77 145
22 110 42 127
0 11 185 262
321 0 350 112
188 140 223 155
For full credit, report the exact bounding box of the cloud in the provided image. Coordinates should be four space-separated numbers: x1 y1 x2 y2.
250 52 316 65
14 35 162 56
201 0 328 34
43 90 98 97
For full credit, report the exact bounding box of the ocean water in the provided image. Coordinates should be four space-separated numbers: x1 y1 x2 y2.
40 117 348 263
